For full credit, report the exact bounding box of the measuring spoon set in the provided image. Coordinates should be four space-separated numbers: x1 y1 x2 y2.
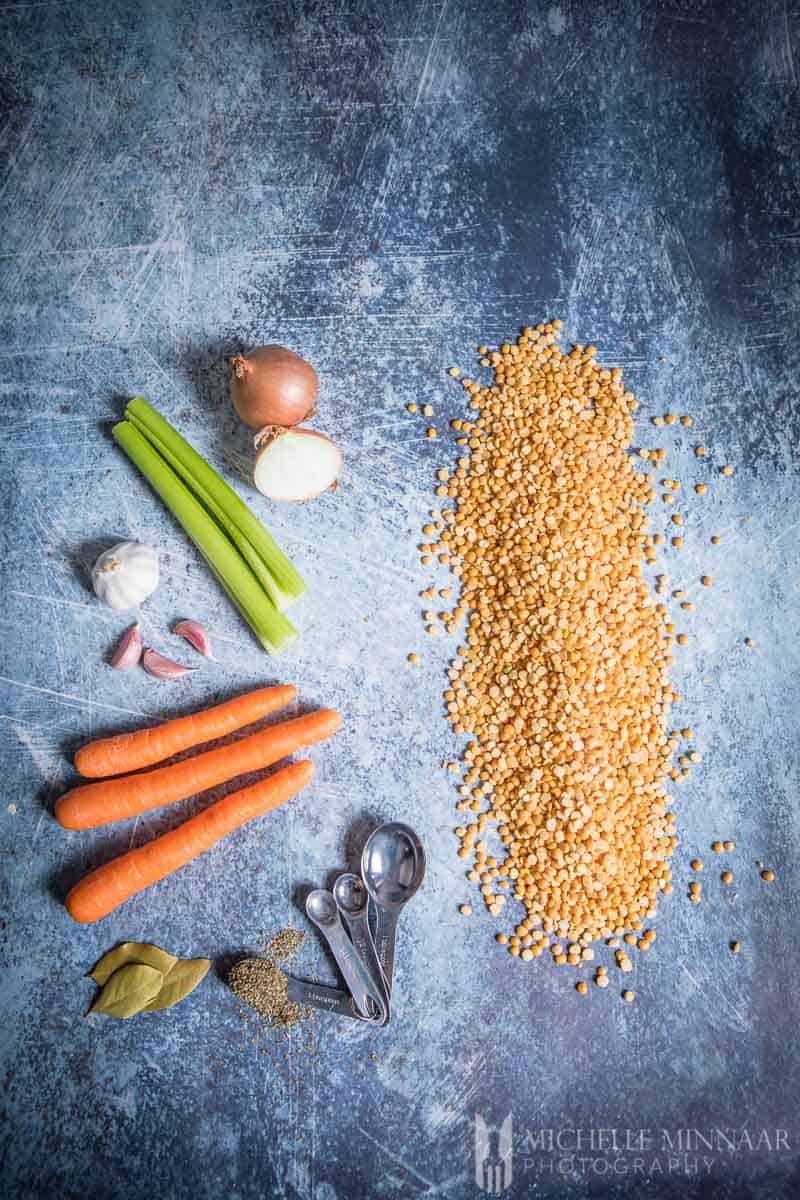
294 821 426 1026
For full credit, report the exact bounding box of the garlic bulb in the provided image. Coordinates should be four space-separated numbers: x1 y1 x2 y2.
92 541 159 610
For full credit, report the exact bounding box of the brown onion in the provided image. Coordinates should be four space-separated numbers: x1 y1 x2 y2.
229 344 318 430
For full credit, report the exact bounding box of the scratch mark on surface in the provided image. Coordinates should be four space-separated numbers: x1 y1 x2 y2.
10 722 62 781
413 0 449 109
774 0 797 85
357 1125 435 1189
679 961 705 994
128 815 140 850
31 810 45 850
680 962 747 1030
554 48 585 88
0 675 146 718
767 519 800 549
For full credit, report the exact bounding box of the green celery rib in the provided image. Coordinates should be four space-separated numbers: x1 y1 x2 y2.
125 397 306 612
112 420 297 654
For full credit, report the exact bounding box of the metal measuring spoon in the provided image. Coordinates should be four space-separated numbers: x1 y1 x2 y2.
361 822 426 995
305 889 387 1023
285 975 364 1021
333 873 391 1025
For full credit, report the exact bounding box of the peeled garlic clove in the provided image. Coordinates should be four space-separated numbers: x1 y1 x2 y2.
173 619 213 658
142 648 195 680
110 623 143 670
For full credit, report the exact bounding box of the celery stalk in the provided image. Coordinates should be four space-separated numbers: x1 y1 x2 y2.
125 397 305 612
112 420 297 654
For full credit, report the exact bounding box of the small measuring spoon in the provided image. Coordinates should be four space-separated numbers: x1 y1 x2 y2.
361 822 426 995
305 889 387 1023
333 873 391 1025
285 975 364 1021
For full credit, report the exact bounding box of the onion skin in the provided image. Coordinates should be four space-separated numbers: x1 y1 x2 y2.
229 345 318 430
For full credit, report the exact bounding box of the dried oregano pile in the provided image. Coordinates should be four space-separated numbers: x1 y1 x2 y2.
417 322 684 954
228 928 307 1028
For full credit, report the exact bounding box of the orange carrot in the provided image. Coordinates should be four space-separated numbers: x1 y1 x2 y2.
75 684 298 778
66 759 314 923
56 708 341 830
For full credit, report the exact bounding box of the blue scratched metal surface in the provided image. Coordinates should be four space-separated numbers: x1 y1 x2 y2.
1 2 799 1198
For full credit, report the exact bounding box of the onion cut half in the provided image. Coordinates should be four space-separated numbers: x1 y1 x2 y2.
253 428 342 502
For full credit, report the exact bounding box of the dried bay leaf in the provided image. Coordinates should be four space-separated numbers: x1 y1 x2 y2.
90 942 177 986
90 963 164 1019
143 958 211 1012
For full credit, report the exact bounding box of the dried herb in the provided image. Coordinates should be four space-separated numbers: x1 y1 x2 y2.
88 942 210 1019
143 958 211 1012
265 928 305 964
229 927 307 1027
90 942 177 986
90 963 164 1019
228 958 301 1027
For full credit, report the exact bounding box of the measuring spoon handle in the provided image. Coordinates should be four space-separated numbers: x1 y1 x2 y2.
344 913 391 1025
372 905 400 995
285 976 362 1021
310 915 386 1022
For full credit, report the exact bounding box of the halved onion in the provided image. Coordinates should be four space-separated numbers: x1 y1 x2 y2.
253 427 342 502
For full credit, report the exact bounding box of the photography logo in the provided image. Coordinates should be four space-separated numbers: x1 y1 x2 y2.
474 1113 513 1194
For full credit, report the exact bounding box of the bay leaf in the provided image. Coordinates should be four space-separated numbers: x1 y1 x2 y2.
90 942 178 986
143 957 212 1012
90 963 164 1019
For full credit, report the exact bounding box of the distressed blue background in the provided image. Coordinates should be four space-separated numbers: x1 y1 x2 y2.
1 1 799 1198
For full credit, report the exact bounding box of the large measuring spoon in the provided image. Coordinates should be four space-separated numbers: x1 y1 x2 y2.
361 822 426 995
305 889 387 1023
333 872 391 1025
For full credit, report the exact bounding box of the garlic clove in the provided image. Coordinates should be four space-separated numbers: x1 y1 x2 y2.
142 648 196 680
173 619 213 658
110 623 143 670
